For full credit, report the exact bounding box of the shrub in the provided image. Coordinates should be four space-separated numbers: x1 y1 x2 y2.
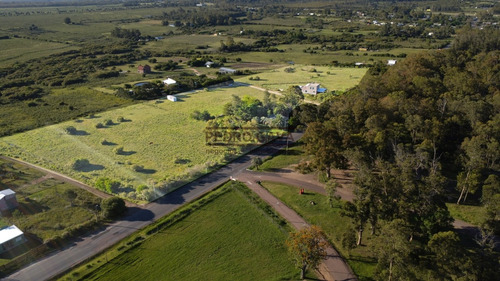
117 116 125 122
132 165 143 172
64 126 77 135
95 177 121 193
71 158 90 171
114 146 124 155
95 122 104 129
104 119 113 126
101 139 110 145
101 197 127 219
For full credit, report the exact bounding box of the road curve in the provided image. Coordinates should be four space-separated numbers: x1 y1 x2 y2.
3 134 303 281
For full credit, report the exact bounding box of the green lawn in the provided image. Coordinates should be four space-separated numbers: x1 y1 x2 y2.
256 141 308 172
0 87 264 202
260 181 377 281
59 182 308 281
236 64 367 93
446 203 486 227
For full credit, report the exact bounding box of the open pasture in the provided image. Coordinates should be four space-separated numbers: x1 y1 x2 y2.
236 64 367 92
0 87 264 201
59 182 300 281
0 38 78 65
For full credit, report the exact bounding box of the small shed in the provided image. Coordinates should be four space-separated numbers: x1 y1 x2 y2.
163 78 177 85
205 61 215 68
167 95 177 102
387 59 397 66
0 189 18 212
0 225 26 254
138 65 152 74
218 67 237 74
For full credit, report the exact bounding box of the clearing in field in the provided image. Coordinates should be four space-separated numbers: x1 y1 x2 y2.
236 64 367 93
0 86 264 202
59 181 300 281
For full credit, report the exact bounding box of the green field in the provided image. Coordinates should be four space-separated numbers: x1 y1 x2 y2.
236 64 367 93
60 182 304 281
256 141 308 172
0 38 78 65
0 87 265 202
260 181 377 281
446 203 486 227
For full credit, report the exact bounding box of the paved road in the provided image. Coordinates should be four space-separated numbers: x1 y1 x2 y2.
3 134 302 281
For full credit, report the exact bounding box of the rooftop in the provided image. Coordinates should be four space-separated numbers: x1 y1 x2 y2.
0 225 24 245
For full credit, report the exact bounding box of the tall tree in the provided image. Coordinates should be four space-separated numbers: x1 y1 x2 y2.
286 225 328 279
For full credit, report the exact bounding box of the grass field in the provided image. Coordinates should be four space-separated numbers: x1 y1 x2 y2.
0 86 265 201
236 64 367 92
256 141 308 172
59 181 307 281
260 181 377 281
0 158 102 266
446 203 486 227
0 38 78 65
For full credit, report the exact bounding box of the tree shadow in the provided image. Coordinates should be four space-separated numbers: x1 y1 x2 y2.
101 141 117 146
137 168 157 174
73 129 90 136
122 207 155 222
119 150 136 156
78 163 105 172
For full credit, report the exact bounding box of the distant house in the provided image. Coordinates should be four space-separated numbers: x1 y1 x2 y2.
300 83 326 95
205 61 215 68
0 225 26 254
355 62 364 66
167 95 177 102
358 47 368 51
138 65 152 74
387 59 397 66
163 78 177 85
0 189 18 212
218 67 237 75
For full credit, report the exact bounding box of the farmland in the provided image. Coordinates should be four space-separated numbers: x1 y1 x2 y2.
236 64 367 93
0 87 265 202
59 181 302 281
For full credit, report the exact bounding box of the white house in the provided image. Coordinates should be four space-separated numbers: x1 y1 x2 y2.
163 78 177 85
218 67 237 74
167 95 177 102
387 59 397 66
300 83 327 95
205 61 215 68
0 225 26 254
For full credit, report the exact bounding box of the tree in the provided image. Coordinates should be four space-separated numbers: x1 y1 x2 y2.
428 231 469 280
286 225 328 280
64 17 71 24
325 179 340 207
63 189 78 206
252 157 263 170
375 220 414 281
101 197 127 219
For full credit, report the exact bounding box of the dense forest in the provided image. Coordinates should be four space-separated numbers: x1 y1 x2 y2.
297 28 499 280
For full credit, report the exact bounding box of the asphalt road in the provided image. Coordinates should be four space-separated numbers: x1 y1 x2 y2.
3 133 302 281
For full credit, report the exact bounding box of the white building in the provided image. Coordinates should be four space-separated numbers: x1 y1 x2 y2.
387 59 397 66
167 95 177 102
163 78 177 85
0 225 26 254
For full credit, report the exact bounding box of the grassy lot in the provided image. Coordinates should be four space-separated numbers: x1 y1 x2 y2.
142 34 256 53
236 64 367 92
0 87 264 202
59 181 309 281
256 141 308 172
0 158 102 266
0 38 78 65
0 87 133 137
260 181 377 281
446 203 486 227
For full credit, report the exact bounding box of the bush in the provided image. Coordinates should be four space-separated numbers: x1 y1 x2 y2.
101 197 127 219
117 116 125 122
95 122 104 129
114 146 124 155
71 158 90 171
104 119 113 126
64 126 77 135
95 177 121 193
132 165 143 172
